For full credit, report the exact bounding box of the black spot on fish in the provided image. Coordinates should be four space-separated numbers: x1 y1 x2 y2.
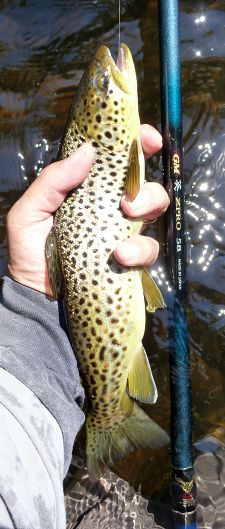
105 131 112 139
101 102 107 109
107 296 113 304
96 115 101 123
79 298 85 305
99 346 106 360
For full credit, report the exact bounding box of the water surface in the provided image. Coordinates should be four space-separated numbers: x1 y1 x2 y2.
0 0 225 507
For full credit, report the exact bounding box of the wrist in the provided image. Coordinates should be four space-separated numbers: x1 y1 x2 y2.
7 265 53 298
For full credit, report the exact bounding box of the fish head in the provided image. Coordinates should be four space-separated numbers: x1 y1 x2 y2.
74 44 140 150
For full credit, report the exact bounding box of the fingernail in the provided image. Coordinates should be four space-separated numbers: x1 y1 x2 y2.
124 191 150 212
115 242 137 265
141 124 162 141
66 143 96 163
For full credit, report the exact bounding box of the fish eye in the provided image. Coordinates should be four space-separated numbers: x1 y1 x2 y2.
102 75 109 89
93 73 110 91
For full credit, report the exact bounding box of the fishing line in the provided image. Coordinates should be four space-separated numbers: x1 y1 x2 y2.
118 0 121 49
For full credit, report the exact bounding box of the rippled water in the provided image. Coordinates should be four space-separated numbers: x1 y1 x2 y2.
1 0 225 522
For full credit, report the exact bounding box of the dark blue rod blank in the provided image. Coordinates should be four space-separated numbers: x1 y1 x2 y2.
158 0 198 527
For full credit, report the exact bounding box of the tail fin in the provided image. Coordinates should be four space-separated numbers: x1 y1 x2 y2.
86 398 169 480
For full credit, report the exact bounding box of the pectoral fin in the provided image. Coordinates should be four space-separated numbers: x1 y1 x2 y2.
125 139 141 202
142 269 166 313
45 229 63 300
128 345 158 404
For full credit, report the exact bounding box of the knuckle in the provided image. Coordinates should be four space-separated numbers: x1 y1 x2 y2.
151 238 159 257
144 238 159 266
6 206 16 231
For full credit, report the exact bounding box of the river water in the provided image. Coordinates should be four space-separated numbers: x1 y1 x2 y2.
0 0 225 522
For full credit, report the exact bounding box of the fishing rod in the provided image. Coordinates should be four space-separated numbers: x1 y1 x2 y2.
158 1 198 528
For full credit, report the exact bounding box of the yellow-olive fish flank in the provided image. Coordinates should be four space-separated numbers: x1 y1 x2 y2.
46 44 169 479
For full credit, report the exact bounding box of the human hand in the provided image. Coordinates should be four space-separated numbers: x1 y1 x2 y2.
7 125 169 296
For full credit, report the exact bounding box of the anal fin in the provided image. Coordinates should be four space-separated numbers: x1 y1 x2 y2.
142 268 166 313
45 228 63 300
128 345 158 404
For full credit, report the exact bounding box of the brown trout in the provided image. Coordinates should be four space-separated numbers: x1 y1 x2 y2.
46 44 169 479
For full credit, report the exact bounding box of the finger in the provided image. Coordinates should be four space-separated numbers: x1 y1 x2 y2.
9 143 95 223
121 182 169 221
140 124 162 159
114 235 159 267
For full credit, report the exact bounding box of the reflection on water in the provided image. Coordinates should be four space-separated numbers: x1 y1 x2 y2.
1 0 225 523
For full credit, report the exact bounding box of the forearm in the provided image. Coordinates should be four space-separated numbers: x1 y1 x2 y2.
0 276 85 474
0 367 65 529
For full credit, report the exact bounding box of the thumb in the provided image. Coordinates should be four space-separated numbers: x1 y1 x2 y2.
11 143 95 223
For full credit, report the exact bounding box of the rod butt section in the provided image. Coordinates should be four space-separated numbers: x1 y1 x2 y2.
171 467 197 528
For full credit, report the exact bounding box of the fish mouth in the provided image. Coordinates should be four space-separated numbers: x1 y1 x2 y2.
95 43 135 94
116 44 128 74
113 43 134 93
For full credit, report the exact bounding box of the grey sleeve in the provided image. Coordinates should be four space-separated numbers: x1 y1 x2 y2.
0 276 85 474
0 367 66 529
